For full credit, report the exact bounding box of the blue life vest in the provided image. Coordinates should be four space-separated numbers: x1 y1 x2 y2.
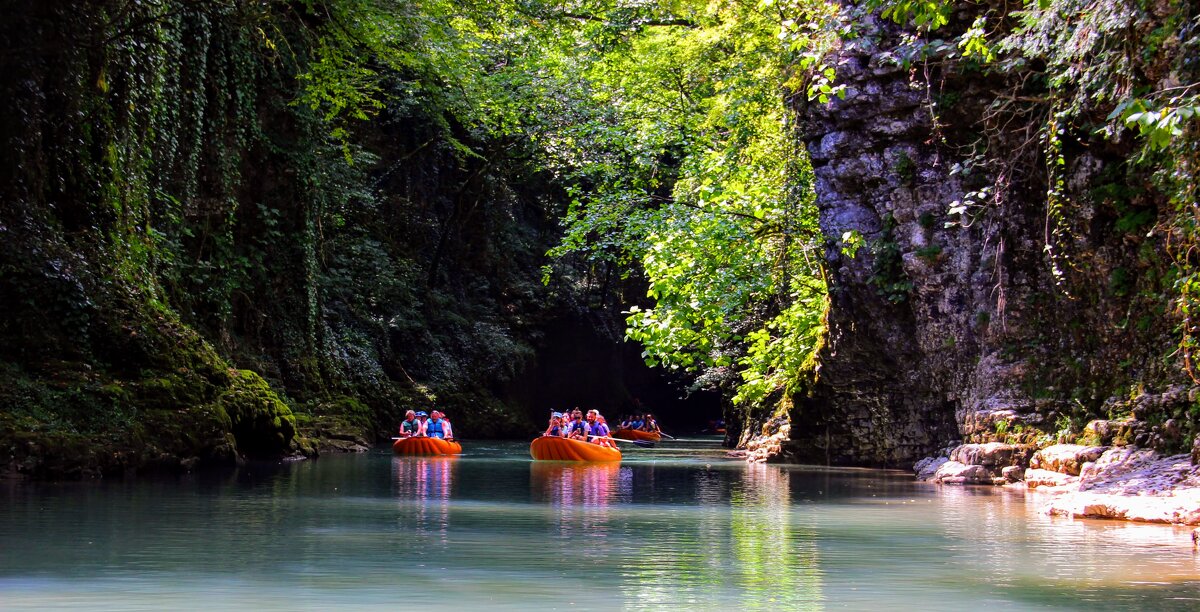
427 418 445 438
591 422 609 440
569 420 588 437
548 425 562 437
630 420 643 430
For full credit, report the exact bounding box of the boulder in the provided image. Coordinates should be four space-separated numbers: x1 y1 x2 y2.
1045 491 1200 525
913 456 949 480
1029 444 1107 476
949 442 1035 467
1083 419 1138 446
1001 465 1025 483
1024 468 1077 489
1079 447 1160 484
931 460 990 485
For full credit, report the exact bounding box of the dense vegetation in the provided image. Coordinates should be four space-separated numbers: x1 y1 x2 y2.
2 0 1198 474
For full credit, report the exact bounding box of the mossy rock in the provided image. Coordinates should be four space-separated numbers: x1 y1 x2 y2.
131 374 218 408
313 395 373 430
218 370 297 456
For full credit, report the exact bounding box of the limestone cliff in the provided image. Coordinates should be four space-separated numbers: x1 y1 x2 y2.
782 8 1196 468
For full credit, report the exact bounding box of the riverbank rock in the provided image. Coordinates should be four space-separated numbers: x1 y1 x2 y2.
914 456 949 480
1001 465 1025 483
1023 468 1077 488
1029 444 1107 476
1030 449 1200 525
1082 418 1139 446
949 442 1035 468
931 460 990 484
1078 447 1160 488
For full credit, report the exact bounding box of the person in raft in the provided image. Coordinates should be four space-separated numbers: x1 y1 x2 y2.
566 408 589 440
588 411 616 448
641 413 660 433
399 410 419 437
436 410 454 440
628 414 644 430
411 411 430 436
423 410 452 440
543 412 565 437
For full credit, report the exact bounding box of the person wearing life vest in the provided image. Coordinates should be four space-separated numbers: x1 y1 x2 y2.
543 412 565 437
413 411 430 436
566 408 589 440
440 412 454 441
590 413 615 448
399 410 419 437
426 410 448 439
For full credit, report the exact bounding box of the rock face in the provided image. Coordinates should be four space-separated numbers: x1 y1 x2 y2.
1029 444 1107 476
1031 449 1200 525
950 442 1035 468
783 8 1196 468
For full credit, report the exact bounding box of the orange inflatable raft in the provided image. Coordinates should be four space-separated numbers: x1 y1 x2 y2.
392 437 462 456
612 428 661 442
529 436 621 462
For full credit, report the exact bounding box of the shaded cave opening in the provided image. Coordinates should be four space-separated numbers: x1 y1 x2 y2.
504 313 722 436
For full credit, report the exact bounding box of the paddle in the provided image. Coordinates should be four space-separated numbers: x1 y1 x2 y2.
658 431 676 440
591 435 655 449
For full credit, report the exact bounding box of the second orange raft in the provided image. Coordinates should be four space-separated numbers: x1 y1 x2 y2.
392 437 462 456
612 428 661 442
530 436 621 462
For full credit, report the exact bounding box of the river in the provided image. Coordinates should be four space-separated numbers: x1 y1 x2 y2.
1 439 1197 610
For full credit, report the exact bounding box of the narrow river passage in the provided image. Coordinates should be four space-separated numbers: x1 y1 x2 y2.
2 439 1198 610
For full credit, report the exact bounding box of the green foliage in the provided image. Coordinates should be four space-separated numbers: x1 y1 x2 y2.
893 150 917 184
915 244 943 262
870 0 952 31
525 0 838 404
868 214 914 303
841 230 865 258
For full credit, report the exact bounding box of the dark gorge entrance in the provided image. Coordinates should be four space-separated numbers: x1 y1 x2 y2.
503 312 722 435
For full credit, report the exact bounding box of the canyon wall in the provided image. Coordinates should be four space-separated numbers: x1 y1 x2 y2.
783 9 1195 467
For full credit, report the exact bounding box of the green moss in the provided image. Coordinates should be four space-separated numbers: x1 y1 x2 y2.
915 244 943 262
217 370 296 456
893 151 916 184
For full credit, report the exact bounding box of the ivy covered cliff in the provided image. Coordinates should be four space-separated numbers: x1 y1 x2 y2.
777 0 1200 472
0 0 698 477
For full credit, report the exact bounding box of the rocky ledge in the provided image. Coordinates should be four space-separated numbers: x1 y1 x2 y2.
917 442 1200 525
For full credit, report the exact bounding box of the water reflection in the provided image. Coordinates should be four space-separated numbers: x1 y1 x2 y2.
529 462 625 507
530 462 629 545
392 456 457 538
616 462 823 610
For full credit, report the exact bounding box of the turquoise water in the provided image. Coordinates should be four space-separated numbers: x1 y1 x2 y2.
1 439 1198 610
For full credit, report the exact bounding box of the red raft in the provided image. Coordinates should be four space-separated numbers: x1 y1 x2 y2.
612 428 661 442
529 436 621 462
392 437 462 456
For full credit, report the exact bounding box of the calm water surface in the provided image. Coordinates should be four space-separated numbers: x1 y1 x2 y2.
1 438 1198 610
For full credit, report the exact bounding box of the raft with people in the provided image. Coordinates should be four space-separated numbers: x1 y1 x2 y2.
530 408 623 462
392 436 462 456
612 428 661 442
393 409 460 455
529 436 621 462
